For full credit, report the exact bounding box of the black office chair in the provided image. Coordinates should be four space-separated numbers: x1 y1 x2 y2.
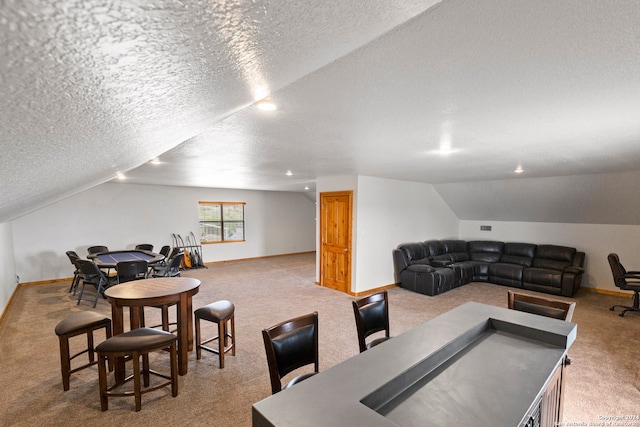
507 290 576 321
135 244 154 251
116 260 149 284
607 253 640 317
76 259 109 308
65 251 82 294
262 312 319 394
352 291 391 353
152 253 183 277
87 246 109 256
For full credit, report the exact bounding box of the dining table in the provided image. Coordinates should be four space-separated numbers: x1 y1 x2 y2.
103 276 201 381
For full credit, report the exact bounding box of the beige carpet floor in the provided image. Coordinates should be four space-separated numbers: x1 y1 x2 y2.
1 252 639 426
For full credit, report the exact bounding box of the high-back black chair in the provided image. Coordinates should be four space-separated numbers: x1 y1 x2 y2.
352 291 391 353
507 290 576 321
135 244 154 251
76 259 109 308
87 246 109 256
607 253 640 317
116 260 149 284
262 312 319 394
152 253 183 278
65 250 82 294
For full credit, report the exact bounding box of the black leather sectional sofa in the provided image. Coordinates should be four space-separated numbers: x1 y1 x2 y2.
393 240 585 297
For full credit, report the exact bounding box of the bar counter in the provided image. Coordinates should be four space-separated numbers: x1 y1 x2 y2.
252 301 577 427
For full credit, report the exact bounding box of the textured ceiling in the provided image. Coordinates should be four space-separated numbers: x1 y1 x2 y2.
2 0 640 223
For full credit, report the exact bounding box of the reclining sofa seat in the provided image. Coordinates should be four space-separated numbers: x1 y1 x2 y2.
392 242 454 296
392 240 584 297
522 245 584 296
488 242 536 288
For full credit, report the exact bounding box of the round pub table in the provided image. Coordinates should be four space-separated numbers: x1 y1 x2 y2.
104 277 200 381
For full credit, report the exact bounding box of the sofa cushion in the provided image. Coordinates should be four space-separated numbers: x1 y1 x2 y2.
533 245 576 271
442 239 468 253
522 268 563 289
489 263 525 281
500 242 536 267
398 242 429 263
468 240 503 263
424 240 445 256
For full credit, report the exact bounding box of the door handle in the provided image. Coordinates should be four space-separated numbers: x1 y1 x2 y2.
344 248 348 252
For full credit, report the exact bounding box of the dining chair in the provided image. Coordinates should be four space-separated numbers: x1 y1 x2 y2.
87 245 109 256
352 290 391 353
116 260 149 284
262 311 319 394
76 259 109 308
152 253 183 277
134 244 154 251
507 290 576 321
65 250 82 294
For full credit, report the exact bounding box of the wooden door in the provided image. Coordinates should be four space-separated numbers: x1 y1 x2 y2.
319 191 353 294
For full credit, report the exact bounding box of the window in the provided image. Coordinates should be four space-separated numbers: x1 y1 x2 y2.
198 202 245 243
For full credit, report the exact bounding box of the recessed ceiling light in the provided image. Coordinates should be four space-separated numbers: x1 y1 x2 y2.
304 186 309 190
255 99 279 111
515 166 524 174
149 158 162 165
430 147 459 155
286 170 293 176
116 172 126 180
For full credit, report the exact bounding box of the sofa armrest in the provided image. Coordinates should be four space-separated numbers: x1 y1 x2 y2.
572 251 585 268
564 266 583 275
430 259 451 268
393 249 410 283
407 264 437 273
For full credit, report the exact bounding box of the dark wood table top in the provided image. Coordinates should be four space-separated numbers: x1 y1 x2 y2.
104 277 200 302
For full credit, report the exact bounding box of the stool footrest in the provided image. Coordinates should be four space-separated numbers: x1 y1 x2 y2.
200 333 234 355
105 370 175 396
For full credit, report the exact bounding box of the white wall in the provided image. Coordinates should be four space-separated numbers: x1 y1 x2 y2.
0 222 17 316
11 183 316 283
459 220 640 292
354 176 458 293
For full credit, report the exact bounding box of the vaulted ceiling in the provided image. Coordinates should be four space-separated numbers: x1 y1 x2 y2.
2 1 640 223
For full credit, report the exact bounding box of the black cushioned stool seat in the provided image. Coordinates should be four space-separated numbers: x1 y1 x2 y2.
55 311 112 391
96 327 178 412
195 300 236 368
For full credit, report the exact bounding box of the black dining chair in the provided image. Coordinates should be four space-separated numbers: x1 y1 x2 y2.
352 291 391 353
65 250 82 294
135 244 154 251
152 253 183 278
116 260 149 284
76 259 109 308
262 311 319 394
87 246 109 256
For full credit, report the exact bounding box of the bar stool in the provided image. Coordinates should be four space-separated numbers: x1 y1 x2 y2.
195 300 236 368
55 311 112 391
96 327 178 412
